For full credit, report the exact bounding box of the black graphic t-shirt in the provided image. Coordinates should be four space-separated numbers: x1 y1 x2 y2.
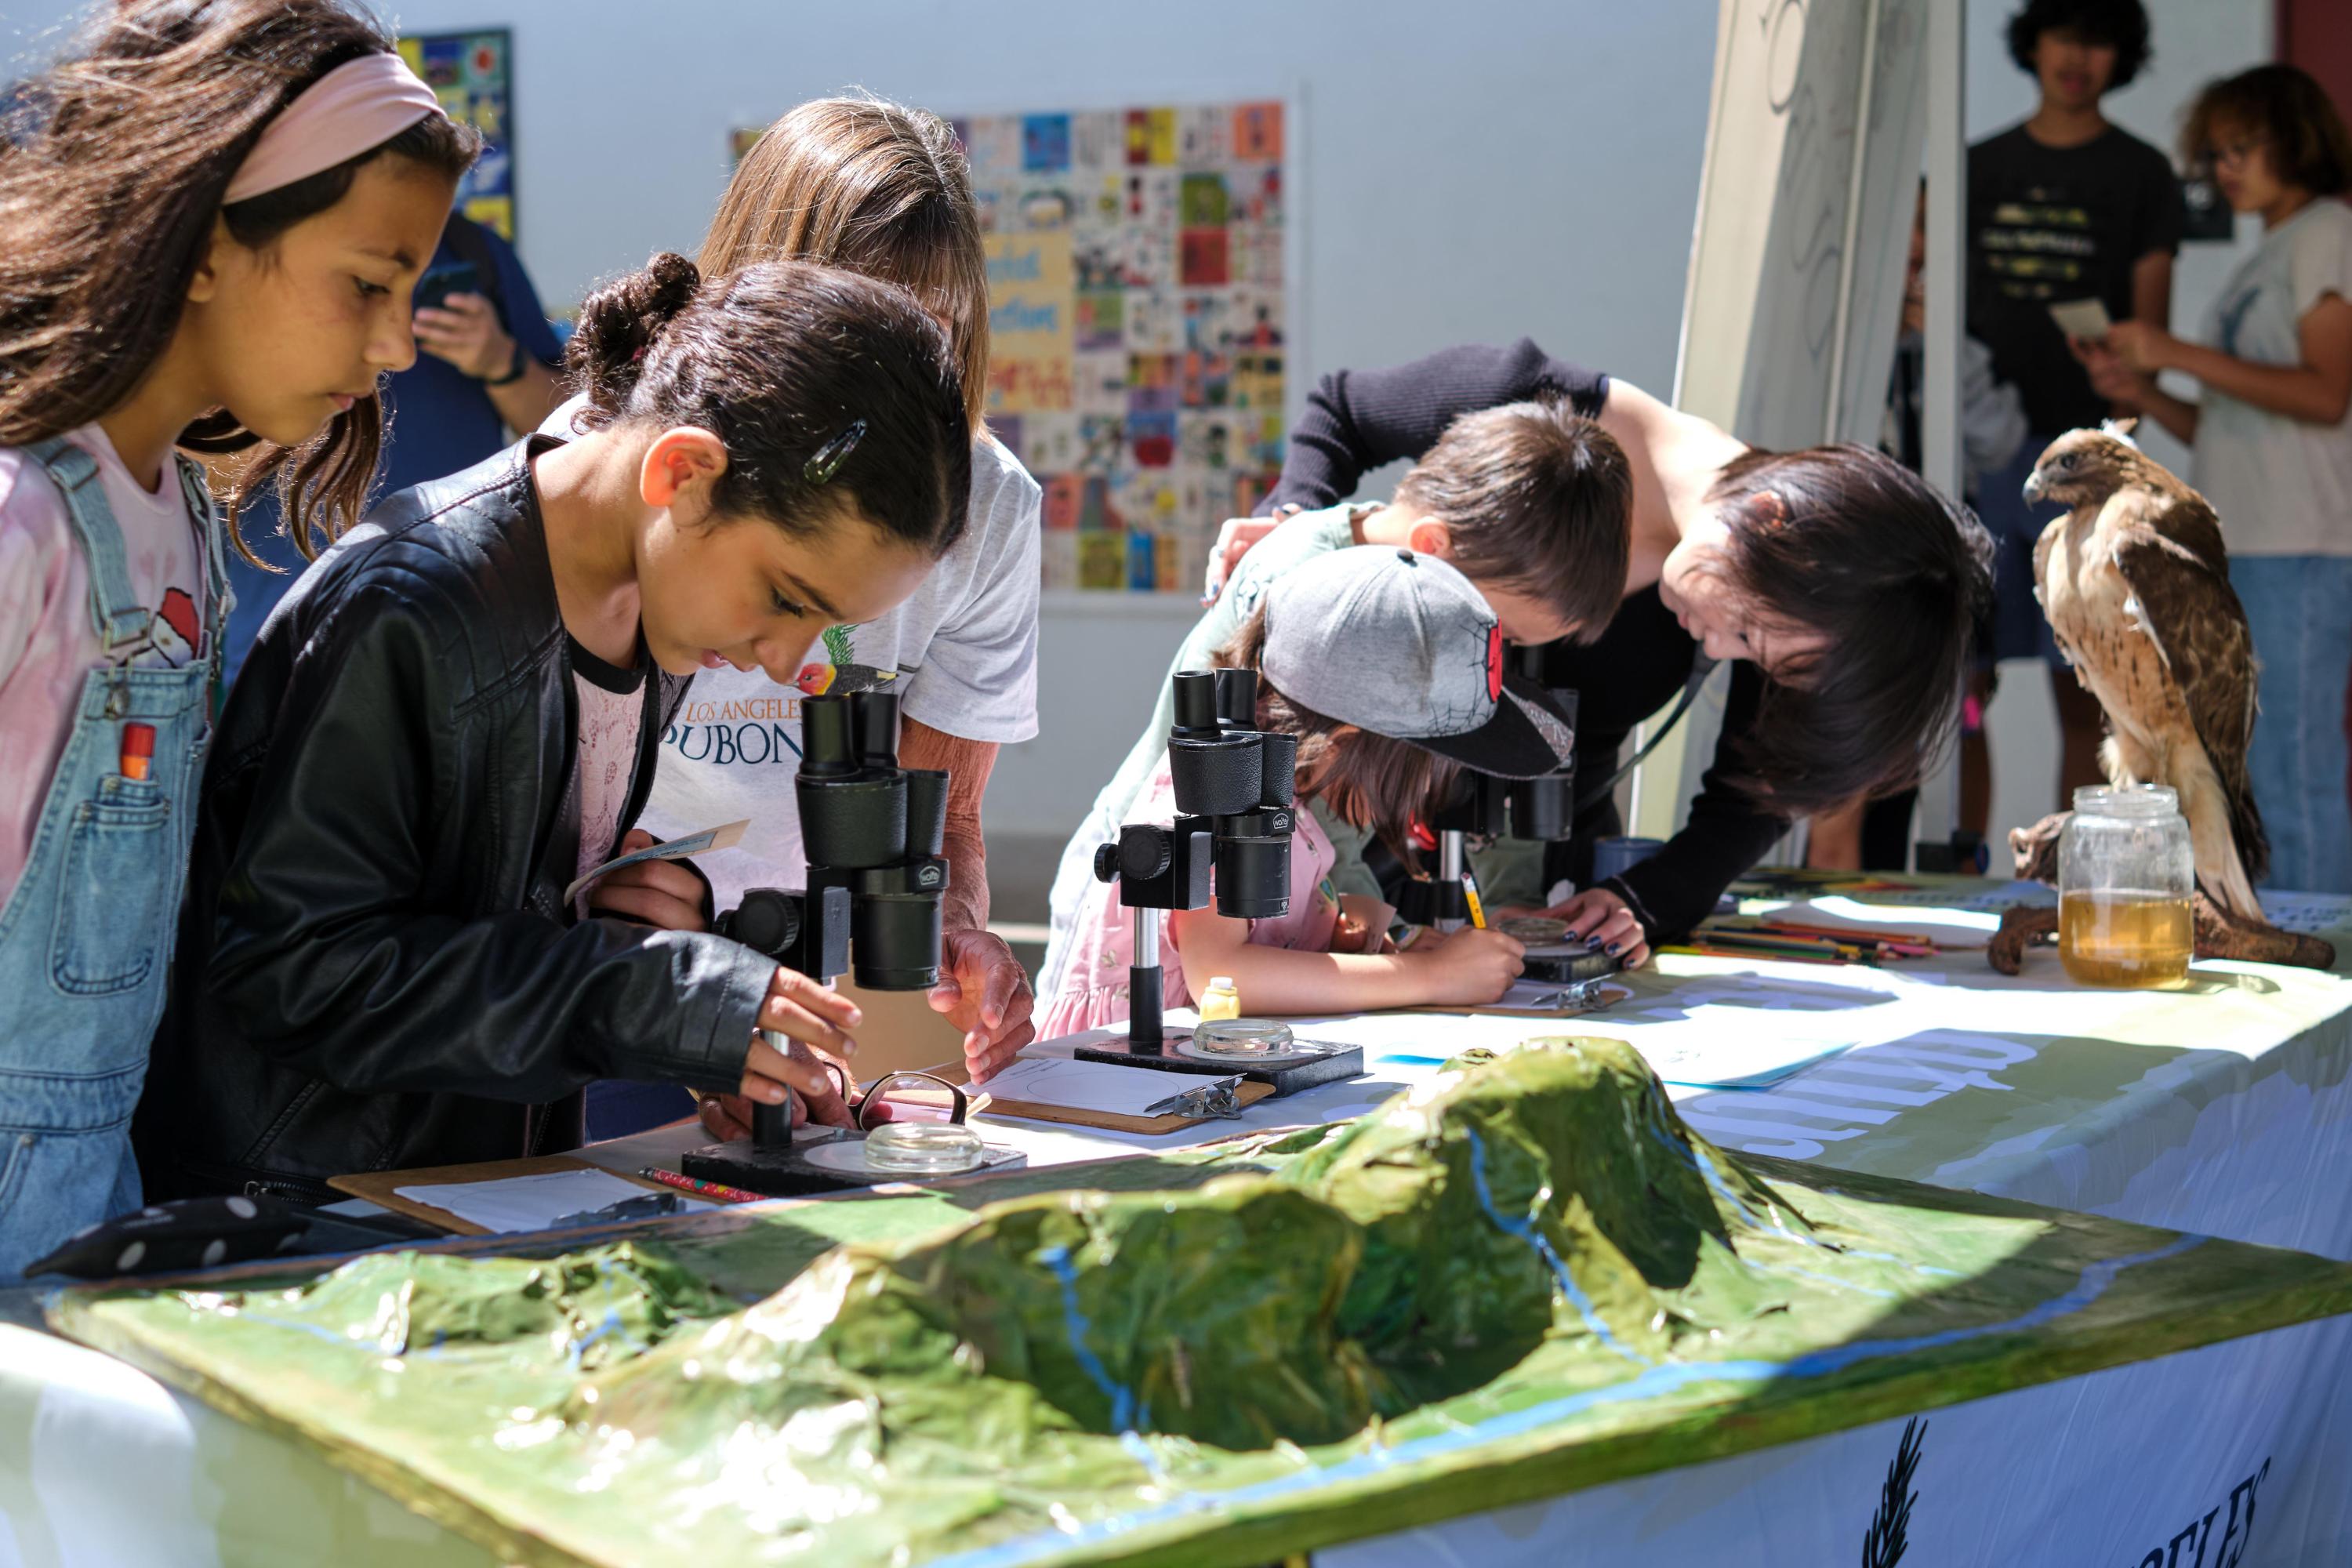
1967 123 2183 434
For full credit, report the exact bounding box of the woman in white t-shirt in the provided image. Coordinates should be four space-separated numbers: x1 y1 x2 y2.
551 97 1044 1137
2086 66 2352 895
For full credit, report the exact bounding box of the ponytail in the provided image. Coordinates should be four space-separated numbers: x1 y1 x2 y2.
566 252 703 423
564 253 972 560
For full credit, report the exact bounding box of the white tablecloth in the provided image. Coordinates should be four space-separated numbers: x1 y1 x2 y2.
10 906 2350 1566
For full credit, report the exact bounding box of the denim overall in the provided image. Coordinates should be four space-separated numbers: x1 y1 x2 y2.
0 437 225 1280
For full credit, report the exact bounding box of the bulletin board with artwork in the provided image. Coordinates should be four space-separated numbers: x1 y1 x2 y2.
397 28 516 240
955 102 1289 594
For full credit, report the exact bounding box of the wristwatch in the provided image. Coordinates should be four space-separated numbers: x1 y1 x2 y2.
483 338 527 387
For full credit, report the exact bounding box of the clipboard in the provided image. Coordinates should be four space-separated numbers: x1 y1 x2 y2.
975 1079 1276 1134
328 1156 681 1236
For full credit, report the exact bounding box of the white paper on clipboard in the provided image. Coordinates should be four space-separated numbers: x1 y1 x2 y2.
564 818 750 906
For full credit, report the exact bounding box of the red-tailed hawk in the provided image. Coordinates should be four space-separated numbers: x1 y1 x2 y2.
2024 423 2265 920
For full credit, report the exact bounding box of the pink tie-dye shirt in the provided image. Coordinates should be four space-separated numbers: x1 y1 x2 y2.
571 669 644 916
0 426 208 910
1040 757 1339 1039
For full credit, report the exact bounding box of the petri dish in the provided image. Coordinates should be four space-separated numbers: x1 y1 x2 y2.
1191 1018 1296 1058
862 1120 986 1174
1498 916 1570 944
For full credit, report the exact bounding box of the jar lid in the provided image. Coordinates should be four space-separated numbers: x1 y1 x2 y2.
1192 1018 1294 1057
1206 976 1236 991
2072 783 2180 818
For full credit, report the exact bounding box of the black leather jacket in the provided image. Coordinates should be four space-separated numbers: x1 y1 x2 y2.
138 439 772 1201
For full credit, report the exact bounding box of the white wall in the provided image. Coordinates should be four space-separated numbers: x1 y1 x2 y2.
1964 0 2272 858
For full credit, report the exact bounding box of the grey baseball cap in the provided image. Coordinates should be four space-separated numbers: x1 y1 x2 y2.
1259 546 1577 779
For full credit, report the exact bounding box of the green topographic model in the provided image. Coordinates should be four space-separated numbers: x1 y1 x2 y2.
579 1038 1790 1451
53 1037 2352 1568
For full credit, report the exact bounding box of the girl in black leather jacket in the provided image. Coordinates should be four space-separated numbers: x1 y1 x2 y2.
140 255 973 1197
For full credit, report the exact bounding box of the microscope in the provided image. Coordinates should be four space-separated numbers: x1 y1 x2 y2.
683 688 1020 1195
1076 667 1363 1094
1393 648 1613 985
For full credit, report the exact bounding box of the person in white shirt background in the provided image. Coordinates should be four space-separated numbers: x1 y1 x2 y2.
2082 64 2352 894
548 96 1044 1138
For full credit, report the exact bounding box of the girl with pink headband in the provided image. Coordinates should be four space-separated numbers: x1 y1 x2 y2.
0 0 474 1279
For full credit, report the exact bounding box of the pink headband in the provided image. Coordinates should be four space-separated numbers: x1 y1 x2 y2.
223 53 446 205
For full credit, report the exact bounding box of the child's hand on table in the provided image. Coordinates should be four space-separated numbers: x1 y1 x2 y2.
1543 887 1652 968
1406 927 1527 1006
585 829 708 931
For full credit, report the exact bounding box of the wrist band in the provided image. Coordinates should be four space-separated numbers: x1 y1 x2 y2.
484 339 527 387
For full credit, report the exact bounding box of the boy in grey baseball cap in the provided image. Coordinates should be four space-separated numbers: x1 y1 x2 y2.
1040 545 1575 1039
1262 545 1580 780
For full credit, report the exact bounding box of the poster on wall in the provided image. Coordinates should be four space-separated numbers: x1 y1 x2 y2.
956 101 1288 594
398 28 515 240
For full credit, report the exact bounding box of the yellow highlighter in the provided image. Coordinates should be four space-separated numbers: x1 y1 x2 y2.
1461 869 1490 931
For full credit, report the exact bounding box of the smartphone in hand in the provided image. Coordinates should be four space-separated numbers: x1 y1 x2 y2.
413 260 482 316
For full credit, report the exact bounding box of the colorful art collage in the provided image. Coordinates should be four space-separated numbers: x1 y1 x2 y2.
397 29 516 240
956 102 1287 593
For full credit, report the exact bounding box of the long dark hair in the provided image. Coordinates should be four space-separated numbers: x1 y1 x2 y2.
1706 445 1995 813
1218 610 1457 862
0 0 478 562
568 253 972 557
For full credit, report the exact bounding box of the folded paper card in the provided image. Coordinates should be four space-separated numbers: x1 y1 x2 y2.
564 819 750 906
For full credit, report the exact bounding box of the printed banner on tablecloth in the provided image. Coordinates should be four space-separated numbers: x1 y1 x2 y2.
1657 956 2352 1263
1327 1311 2351 1567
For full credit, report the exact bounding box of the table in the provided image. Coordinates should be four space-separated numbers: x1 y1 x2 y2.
9 882 2350 1565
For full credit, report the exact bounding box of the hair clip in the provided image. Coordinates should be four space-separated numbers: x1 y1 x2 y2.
803 419 867 485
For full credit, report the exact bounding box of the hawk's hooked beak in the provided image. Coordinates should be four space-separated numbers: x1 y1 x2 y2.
2020 468 2047 506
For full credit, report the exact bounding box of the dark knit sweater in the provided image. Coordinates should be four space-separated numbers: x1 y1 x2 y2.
1261 339 1788 942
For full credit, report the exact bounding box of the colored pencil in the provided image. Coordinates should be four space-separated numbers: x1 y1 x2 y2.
1660 943 1847 966
1716 917 1946 951
637 1165 764 1203
1708 916 1934 943
1688 930 1863 959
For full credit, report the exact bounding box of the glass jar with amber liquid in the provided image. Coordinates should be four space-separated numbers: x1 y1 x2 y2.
2058 785 2194 988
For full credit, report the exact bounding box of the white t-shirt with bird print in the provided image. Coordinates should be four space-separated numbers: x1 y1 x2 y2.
630 432 1042 906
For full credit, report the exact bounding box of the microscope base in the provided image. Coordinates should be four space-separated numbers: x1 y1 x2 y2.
681 1132 1026 1197
1074 1033 1365 1094
1520 949 1624 985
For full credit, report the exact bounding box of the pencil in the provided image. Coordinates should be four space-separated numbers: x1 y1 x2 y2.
1461 869 1490 931
637 1165 764 1203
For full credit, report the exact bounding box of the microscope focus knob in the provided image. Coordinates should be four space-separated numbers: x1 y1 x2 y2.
1093 843 1121 884
1117 824 1172 882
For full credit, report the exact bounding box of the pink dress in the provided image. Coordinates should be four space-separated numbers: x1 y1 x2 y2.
1041 758 1339 1037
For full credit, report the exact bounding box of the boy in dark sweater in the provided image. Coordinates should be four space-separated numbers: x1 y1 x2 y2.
1969 0 2182 806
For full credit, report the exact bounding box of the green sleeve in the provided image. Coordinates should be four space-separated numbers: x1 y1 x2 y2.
1311 797 1387 903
